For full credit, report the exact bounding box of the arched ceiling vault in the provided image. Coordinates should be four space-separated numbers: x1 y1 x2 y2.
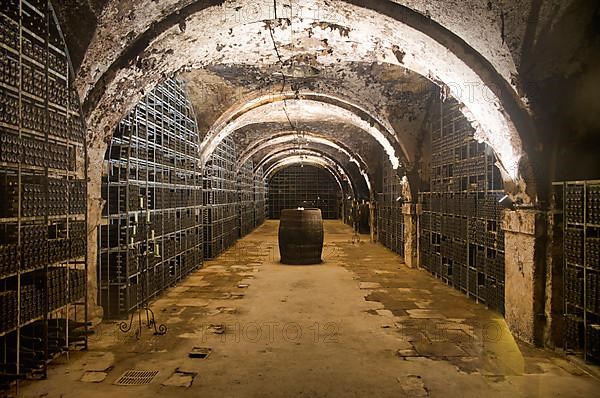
261 149 364 199
198 91 408 169
254 145 371 198
226 113 399 179
238 132 372 185
265 157 351 197
68 0 541 200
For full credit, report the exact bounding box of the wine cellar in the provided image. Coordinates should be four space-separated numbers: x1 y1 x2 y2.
377 163 405 257
0 0 88 388
1 0 600 394
417 96 506 314
555 180 600 362
267 165 341 220
253 167 267 229
237 160 267 238
201 136 268 259
202 136 240 259
98 78 203 319
238 159 255 238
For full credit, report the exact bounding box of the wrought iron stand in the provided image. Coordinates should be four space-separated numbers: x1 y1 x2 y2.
119 306 167 339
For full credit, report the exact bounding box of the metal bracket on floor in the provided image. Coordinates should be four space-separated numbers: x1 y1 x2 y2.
119 306 167 339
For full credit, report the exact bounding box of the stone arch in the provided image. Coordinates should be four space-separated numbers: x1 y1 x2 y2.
200 92 407 169
73 0 537 199
261 149 361 199
265 157 350 199
237 133 373 196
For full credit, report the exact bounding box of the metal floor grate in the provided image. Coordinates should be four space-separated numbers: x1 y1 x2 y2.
114 370 159 386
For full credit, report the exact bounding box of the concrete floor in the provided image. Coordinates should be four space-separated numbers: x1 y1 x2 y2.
19 221 600 397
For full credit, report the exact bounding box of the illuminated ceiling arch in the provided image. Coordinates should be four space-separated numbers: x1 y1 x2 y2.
237 132 373 193
78 0 535 195
237 131 370 173
263 153 356 198
200 93 403 169
265 157 348 198
256 146 370 197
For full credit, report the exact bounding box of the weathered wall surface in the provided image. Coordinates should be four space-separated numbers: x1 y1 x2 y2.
51 0 599 197
543 208 564 348
512 1 600 185
503 209 547 345
53 0 106 68
403 204 418 268
51 0 538 197
181 63 433 168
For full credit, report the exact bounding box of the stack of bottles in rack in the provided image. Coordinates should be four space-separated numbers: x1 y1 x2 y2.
418 95 506 314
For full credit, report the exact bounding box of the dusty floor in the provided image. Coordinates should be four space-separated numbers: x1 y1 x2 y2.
17 221 600 397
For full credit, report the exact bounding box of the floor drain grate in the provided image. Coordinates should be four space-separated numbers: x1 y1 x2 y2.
189 347 212 359
114 370 159 386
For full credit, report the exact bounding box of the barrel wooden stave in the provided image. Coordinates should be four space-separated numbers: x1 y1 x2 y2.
278 208 324 265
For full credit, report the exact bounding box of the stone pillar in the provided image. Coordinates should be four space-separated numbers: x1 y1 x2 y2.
543 207 564 348
370 202 376 243
86 142 107 324
403 203 418 268
502 209 547 346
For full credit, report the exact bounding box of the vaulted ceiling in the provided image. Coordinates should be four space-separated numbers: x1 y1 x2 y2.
54 0 600 202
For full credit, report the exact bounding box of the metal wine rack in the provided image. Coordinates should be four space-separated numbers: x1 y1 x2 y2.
254 166 267 226
554 180 600 363
238 159 256 237
418 96 506 314
377 163 405 257
98 78 203 319
202 136 239 259
267 165 341 220
202 138 267 259
0 0 88 390
237 160 267 237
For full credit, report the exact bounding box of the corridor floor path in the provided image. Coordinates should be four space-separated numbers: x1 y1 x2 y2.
21 221 600 397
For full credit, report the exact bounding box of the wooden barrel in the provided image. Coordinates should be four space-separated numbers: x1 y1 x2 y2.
278 208 324 265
